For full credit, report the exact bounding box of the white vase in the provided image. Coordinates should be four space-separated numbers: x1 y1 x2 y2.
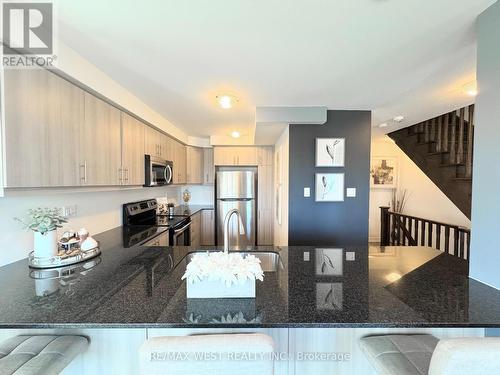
33 231 58 258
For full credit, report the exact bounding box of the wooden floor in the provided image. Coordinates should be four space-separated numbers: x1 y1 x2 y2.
0 327 484 374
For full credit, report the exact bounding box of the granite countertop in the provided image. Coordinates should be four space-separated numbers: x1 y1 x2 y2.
169 205 214 217
0 226 499 328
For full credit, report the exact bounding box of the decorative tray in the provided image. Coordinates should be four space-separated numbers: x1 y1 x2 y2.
28 243 101 269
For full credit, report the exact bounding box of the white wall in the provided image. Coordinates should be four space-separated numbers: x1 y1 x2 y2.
369 137 471 243
274 126 289 246
470 1 500 290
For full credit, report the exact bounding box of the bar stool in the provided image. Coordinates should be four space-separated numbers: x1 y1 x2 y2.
139 333 275 375
0 335 89 375
359 334 500 375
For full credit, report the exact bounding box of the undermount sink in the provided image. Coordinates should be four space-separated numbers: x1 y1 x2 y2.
184 251 283 272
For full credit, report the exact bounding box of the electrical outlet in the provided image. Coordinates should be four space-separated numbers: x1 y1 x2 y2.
304 187 311 198
61 205 77 218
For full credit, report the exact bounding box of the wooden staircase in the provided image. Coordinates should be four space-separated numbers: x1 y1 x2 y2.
388 105 474 219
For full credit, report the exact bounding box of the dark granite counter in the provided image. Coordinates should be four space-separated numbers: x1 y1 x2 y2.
168 205 214 217
0 226 499 328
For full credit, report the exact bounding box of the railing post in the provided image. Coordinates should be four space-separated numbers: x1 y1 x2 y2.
380 206 390 246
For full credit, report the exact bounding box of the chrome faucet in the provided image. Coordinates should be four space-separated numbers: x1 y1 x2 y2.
223 209 246 253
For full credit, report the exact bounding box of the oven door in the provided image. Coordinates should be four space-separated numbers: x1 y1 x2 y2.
170 219 191 246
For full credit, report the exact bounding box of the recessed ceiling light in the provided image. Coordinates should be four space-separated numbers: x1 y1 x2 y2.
378 123 389 128
393 115 405 123
463 81 478 97
231 131 241 139
217 95 237 109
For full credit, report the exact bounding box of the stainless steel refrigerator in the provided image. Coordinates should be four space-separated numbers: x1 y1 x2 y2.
216 168 256 247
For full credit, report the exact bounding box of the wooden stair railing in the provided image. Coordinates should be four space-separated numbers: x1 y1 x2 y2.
380 207 471 260
388 104 474 218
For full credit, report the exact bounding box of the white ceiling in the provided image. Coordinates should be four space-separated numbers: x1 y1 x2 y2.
57 0 495 140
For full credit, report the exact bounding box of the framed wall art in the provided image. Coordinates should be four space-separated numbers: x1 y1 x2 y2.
370 156 398 189
315 173 344 202
316 138 345 167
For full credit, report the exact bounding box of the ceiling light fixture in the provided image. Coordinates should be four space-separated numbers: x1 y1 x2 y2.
463 81 478 97
217 95 237 109
231 131 241 139
378 123 388 128
393 115 405 123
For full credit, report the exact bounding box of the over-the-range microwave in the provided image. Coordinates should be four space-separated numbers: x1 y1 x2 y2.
144 155 173 187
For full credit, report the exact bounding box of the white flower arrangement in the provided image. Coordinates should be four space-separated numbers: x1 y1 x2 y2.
182 252 264 287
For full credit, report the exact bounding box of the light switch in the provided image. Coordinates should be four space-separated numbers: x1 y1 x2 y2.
303 252 310 261
346 188 356 198
346 252 356 261
304 187 311 197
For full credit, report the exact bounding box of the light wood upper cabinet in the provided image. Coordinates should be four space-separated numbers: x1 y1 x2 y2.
171 140 187 184
121 113 145 186
203 148 214 185
213 146 273 166
257 147 274 166
4 69 84 187
145 126 162 158
186 146 203 184
201 209 215 246
80 93 122 186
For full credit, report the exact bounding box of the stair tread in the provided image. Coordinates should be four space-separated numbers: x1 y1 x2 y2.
417 140 436 144
428 151 449 155
439 163 465 167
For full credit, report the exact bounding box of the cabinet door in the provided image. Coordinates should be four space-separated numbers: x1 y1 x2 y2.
257 165 274 245
186 146 203 184
237 147 257 165
203 148 214 184
214 147 234 165
201 209 215 246
172 140 187 184
258 209 274 245
257 146 274 166
121 113 145 186
258 165 273 210
190 211 201 248
4 69 83 187
162 134 173 161
81 93 122 185
145 126 161 157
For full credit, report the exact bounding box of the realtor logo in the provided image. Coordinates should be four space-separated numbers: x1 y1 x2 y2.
3 2 53 54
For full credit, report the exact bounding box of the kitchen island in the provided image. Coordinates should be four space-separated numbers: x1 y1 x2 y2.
0 226 499 328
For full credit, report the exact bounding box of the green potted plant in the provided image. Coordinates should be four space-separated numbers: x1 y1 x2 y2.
15 208 67 258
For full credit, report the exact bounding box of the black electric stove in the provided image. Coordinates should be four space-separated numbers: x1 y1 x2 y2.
122 199 191 247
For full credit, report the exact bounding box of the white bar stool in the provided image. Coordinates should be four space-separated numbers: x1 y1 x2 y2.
139 333 275 375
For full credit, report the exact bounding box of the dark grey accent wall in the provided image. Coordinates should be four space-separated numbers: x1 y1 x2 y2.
288 110 371 246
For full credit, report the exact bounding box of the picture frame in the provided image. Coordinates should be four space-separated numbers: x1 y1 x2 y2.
315 173 344 202
316 138 345 167
370 156 398 189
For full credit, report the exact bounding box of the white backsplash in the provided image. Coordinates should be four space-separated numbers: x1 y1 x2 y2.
0 184 215 267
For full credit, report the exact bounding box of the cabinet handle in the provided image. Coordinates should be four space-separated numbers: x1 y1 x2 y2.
125 168 129 183
118 168 123 184
206 173 208 183
80 161 87 184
